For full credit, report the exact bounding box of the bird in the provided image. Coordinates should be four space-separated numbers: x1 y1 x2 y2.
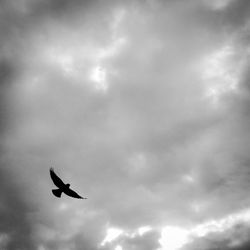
50 168 87 199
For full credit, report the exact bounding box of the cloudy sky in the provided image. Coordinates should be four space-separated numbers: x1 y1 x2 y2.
1 0 250 249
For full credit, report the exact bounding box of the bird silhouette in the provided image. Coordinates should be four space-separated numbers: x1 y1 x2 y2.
50 168 87 199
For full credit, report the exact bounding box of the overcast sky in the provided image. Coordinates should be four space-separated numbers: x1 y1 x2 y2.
1 0 250 249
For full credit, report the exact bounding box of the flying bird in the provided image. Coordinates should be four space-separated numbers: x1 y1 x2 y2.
50 168 87 199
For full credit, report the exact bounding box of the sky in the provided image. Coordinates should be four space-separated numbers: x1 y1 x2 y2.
1 0 250 249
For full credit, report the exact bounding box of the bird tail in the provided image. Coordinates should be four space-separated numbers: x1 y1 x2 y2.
52 188 62 198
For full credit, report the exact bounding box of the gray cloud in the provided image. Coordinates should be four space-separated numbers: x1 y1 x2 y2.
1 0 250 249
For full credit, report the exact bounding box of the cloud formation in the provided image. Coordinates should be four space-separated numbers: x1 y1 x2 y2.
1 0 250 249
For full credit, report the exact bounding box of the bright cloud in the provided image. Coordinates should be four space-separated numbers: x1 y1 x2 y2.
158 226 189 250
200 45 239 105
157 208 250 250
114 245 123 250
138 226 152 236
101 228 123 246
89 66 107 91
191 208 250 238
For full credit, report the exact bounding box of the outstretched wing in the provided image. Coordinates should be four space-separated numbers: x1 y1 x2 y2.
50 168 65 188
64 188 87 199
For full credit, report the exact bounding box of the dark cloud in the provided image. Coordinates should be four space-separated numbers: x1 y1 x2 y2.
220 0 250 30
0 167 36 250
0 61 12 133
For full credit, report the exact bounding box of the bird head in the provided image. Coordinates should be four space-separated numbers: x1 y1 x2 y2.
66 183 70 188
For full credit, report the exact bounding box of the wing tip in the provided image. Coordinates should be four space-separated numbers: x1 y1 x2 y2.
78 196 87 199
